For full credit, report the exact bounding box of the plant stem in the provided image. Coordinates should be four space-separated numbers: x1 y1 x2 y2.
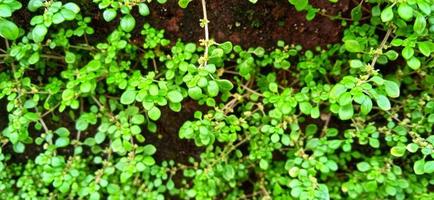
371 28 393 68
241 84 264 97
200 0 210 67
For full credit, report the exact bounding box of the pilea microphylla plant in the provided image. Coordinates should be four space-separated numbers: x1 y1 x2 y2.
0 0 433 199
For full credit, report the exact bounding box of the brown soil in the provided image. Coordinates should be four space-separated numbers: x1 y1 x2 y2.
3 0 355 51
148 0 351 49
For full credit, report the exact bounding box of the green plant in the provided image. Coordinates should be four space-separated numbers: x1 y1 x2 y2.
0 0 21 40
0 0 434 199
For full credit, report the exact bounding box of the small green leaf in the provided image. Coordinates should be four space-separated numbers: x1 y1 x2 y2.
259 159 269 170
148 84 159 96
65 51 76 63
310 106 320 119
281 135 290 146
207 80 219 97
385 50 399 60
95 132 106 144
413 14 426 34
299 102 312 115
178 0 192 8
184 43 196 52
407 57 421 70
217 80 234 91
28 0 44 12
417 2 431 15
338 104 353 120
55 127 70 137
338 92 352 105
211 48 224 58
344 40 363 53
357 162 371 172
0 19 19 40
76 119 88 131
103 9 117 22
253 47 265 57
271 133 280 143
370 76 384 85
167 90 183 103
424 161 434 174
351 5 362 21
376 95 391 110
414 159 425 174
28 52 40 64
0 5 12 17
148 106 161 121
80 82 92 93
417 42 432 57
289 0 308 11
24 100 37 109
130 125 141 135
90 192 100 200
120 14 136 32
223 165 235 180
219 41 233 54
385 186 397 196
143 144 157 155
330 84 347 100
360 98 373 115
397 3 413 21
13 142 25 153
143 156 156 166
24 112 40 121
380 6 394 22
384 80 400 98
131 114 145 124
402 47 414 60
120 90 137 105
61 8 76 20
390 145 405 157
111 138 124 153
55 137 70 148
138 3 150 16
188 86 203 100
32 24 48 43
62 89 75 101
63 2 80 14
349 59 364 68
52 13 65 24
428 114 434 123
268 82 278 93
406 143 419 153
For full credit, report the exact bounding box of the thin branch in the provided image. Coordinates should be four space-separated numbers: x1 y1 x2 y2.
5 39 9 49
201 0 209 48
370 28 393 68
41 102 61 117
35 107 50 133
240 84 264 97
200 0 210 67
91 95 104 109
152 58 158 73
320 113 331 137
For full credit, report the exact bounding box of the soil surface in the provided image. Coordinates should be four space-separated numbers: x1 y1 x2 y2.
148 0 352 49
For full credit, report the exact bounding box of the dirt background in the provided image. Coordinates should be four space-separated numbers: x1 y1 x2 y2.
147 0 352 49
